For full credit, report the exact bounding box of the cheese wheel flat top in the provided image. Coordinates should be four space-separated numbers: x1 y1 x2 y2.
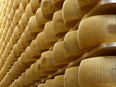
53 10 70 37
41 0 55 20
62 0 84 27
40 51 56 73
78 15 116 51
36 8 49 29
38 84 45 87
64 30 84 61
43 21 59 47
79 56 116 87
54 75 64 87
64 67 79 87
45 79 54 87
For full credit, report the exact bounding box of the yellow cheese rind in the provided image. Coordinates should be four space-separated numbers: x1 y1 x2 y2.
78 15 116 51
79 56 116 87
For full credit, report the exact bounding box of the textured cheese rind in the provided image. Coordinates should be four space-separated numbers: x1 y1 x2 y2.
62 0 84 27
76 0 99 12
53 75 64 87
79 56 116 87
64 67 80 87
28 16 42 34
43 21 59 47
38 84 45 87
64 30 84 61
41 0 55 20
36 32 49 52
78 15 116 51
40 51 56 73
36 8 49 29
53 10 70 37
52 41 69 68
45 79 54 87
25 3 34 19
30 0 40 13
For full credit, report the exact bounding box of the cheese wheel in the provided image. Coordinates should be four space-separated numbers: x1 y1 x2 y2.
78 15 116 51
40 51 57 73
36 8 49 29
64 67 79 87
62 0 84 27
25 3 34 19
36 32 49 52
21 0 30 9
28 15 42 34
45 79 54 87
6 40 13 54
64 30 84 61
76 0 99 12
20 13 28 28
13 44 20 57
79 56 116 87
54 75 64 87
53 10 70 37
17 39 25 53
41 0 55 20
12 0 21 11
52 41 69 68
30 39 41 58
30 0 40 13
38 84 45 87
18 21 25 34
50 0 64 9
14 10 22 23
19 3 25 15
25 26 36 42
43 21 59 47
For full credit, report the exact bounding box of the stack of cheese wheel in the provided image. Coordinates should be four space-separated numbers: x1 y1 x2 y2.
36 8 49 29
40 51 57 73
64 30 84 61
25 3 34 19
41 0 55 20
62 0 85 27
28 15 42 35
36 32 49 52
78 56 116 87
52 10 70 37
30 0 40 14
43 21 59 47
52 41 70 68
78 15 116 51
45 79 54 87
76 0 100 12
64 67 80 87
53 75 64 87
38 84 45 87
50 0 64 10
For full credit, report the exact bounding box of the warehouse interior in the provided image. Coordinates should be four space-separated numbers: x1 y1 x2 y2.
0 0 116 87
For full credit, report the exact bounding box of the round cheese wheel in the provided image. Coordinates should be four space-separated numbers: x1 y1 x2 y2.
20 13 28 28
50 0 64 9
41 0 55 20
30 39 41 58
30 0 40 13
64 30 84 61
17 39 25 53
25 3 34 19
18 21 25 34
64 67 79 87
38 84 45 87
62 0 84 27
78 15 116 51
28 15 42 34
36 8 49 29
6 40 13 54
52 10 70 37
13 44 20 57
53 75 64 87
45 79 54 87
21 0 30 9
14 10 22 23
40 51 57 73
36 32 49 52
19 3 25 15
76 0 99 12
52 41 69 68
78 56 116 87
12 0 21 11
43 21 59 47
